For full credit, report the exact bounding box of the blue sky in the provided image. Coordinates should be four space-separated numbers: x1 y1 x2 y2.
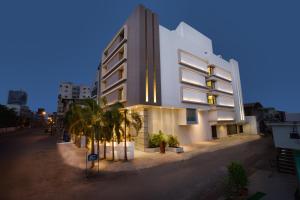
0 0 299 112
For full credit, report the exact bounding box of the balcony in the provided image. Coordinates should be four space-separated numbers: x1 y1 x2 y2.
102 44 127 78
101 63 127 93
102 26 127 64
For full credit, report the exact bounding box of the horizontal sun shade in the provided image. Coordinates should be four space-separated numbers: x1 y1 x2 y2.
179 50 208 73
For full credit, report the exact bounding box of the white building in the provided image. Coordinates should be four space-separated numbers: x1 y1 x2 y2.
57 82 91 114
99 5 255 150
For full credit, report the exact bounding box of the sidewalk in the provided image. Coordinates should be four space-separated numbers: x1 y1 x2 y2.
57 134 261 172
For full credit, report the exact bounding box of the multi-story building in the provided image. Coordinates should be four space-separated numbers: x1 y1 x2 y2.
57 82 91 115
99 5 251 150
91 67 101 102
6 90 30 116
7 90 27 106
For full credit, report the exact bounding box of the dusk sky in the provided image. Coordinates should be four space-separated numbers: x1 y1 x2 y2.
1 0 299 112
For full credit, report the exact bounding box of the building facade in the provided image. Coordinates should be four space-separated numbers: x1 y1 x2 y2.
57 82 91 115
99 5 249 150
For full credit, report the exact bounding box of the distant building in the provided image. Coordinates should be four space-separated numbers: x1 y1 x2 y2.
7 90 27 106
244 102 285 134
270 113 300 175
56 82 91 129
91 67 101 102
6 90 31 117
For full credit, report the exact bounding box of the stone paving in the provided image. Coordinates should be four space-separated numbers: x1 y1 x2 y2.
58 134 261 172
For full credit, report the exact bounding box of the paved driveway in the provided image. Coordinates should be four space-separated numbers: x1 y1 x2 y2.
0 129 273 200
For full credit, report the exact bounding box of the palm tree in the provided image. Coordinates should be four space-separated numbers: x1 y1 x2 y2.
110 102 123 161
65 99 103 168
123 110 142 160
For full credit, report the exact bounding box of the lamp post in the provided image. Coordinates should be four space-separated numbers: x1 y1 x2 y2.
124 109 128 161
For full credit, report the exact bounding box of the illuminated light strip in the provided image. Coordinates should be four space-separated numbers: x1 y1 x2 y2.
217 117 234 121
181 78 202 86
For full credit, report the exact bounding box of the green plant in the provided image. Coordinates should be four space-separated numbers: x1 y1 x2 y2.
224 162 248 199
168 135 179 148
148 130 168 148
148 133 161 148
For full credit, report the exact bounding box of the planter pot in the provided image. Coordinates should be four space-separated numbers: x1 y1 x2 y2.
80 136 86 148
160 142 166 153
166 147 184 153
144 147 160 153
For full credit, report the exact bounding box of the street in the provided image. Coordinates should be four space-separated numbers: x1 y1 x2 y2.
0 129 273 200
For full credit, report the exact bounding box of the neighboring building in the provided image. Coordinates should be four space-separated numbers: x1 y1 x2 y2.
56 82 91 129
6 90 32 117
270 113 300 175
7 90 27 106
99 5 253 150
57 82 91 114
91 67 101 102
244 102 285 134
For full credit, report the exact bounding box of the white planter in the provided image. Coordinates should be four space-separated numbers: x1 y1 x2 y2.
166 147 184 153
80 136 86 148
144 147 160 153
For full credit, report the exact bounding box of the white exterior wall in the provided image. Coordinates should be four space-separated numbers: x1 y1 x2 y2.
147 107 211 145
59 83 72 99
271 124 300 150
181 67 206 87
79 86 91 99
215 80 233 94
182 87 207 104
159 24 211 109
243 116 258 134
217 95 235 107
230 59 245 122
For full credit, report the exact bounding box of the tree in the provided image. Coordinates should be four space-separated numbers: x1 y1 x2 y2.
65 99 103 168
0 104 19 128
122 110 142 160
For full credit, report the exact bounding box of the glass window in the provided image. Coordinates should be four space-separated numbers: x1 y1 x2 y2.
118 69 123 79
186 108 197 124
206 81 215 89
207 95 217 104
208 66 214 76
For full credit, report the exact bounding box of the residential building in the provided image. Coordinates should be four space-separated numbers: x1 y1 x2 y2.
270 113 300 175
244 102 286 134
57 82 91 113
7 90 27 106
6 90 31 117
56 82 91 130
99 5 254 150
91 67 101 102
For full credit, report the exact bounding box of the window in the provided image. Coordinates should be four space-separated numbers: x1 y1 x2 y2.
206 80 215 89
186 108 197 124
207 95 217 104
118 69 123 79
118 88 123 100
65 85 69 88
208 66 214 76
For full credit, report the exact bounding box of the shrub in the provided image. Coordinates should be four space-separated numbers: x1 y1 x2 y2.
224 162 248 199
148 130 168 148
168 135 179 148
148 134 161 148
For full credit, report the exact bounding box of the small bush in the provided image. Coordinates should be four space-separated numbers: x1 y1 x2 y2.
148 134 161 148
168 135 179 148
148 130 168 148
224 162 248 199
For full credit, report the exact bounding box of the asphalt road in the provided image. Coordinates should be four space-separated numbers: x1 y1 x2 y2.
0 129 273 200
